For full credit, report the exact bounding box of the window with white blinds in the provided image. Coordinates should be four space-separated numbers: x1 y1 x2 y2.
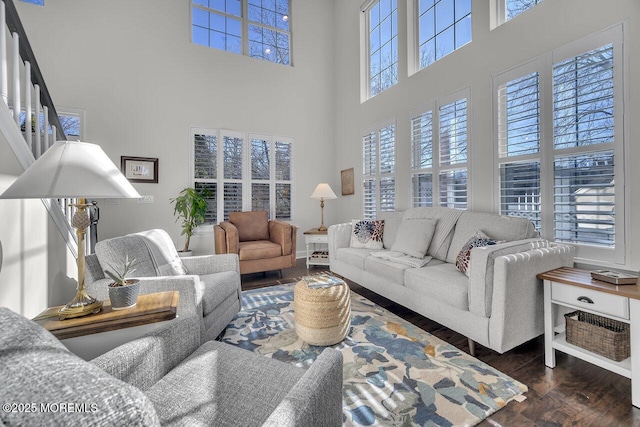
365 0 398 98
494 28 623 262
362 124 395 219
410 92 469 209
192 128 294 226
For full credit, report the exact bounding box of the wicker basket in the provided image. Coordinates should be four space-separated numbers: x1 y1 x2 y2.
565 310 630 361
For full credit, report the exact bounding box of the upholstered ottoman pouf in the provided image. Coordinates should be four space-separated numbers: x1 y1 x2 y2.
294 280 351 346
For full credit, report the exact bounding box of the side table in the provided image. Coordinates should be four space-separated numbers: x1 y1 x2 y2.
303 228 329 268
33 291 179 360
538 267 640 408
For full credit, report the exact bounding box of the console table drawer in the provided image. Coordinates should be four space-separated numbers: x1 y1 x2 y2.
552 282 629 319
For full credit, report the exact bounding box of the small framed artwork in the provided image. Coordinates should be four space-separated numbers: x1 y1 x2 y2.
121 156 158 183
341 167 354 196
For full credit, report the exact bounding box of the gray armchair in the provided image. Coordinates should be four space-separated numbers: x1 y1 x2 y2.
85 229 241 342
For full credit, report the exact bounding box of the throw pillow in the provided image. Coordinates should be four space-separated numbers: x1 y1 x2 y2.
350 219 385 249
390 218 437 259
455 231 500 276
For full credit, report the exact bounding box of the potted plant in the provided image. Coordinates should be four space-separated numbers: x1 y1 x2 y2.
170 187 209 256
105 256 140 310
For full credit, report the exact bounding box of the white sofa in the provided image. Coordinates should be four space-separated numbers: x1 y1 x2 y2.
328 207 575 354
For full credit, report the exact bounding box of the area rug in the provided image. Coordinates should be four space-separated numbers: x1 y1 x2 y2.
221 284 527 426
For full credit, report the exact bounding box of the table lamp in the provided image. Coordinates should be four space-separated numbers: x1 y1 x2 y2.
310 183 337 232
0 141 141 319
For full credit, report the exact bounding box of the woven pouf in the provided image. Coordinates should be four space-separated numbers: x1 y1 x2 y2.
294 280 351 346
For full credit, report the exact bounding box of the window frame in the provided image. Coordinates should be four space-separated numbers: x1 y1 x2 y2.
491 0 544 29
362 119 396 219
410 88 471 209
190 0 293 66
492 26 626 265
191 127 295 232
361 0 399 100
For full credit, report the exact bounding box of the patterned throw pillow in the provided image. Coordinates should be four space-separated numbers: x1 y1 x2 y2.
455 231 500 276
350 219 385 249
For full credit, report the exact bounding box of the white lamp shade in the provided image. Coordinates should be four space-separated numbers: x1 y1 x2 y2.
310 183 337 200
0 141 141 199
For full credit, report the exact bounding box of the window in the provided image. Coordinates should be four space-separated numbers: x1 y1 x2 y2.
417 0 471 71
362 123 395 219
19 0 44 5
495 28 624 262
365 0 398 98
492 0 543 28
506 0 543 20
191 0 291 65
411 91 469 209
192 128 294 226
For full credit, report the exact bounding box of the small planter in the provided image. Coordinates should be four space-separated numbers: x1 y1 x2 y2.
178 250 193 258
108 279 141 310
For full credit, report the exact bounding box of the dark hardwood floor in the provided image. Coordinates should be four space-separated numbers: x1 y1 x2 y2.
241 259 640 427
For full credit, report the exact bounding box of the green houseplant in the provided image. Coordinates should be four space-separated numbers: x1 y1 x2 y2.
105 256 140 310
170 187 209 254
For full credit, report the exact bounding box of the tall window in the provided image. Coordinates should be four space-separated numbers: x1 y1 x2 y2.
495 28 623 262
417 0 471 71
191 0 291 65
363 123 395 219
192 128 294 226
366 0 398 98
411 92 469 209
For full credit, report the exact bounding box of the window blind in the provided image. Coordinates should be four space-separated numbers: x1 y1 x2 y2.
439 99 467 165
439 169 467 209
499 161 541 229
411 111 433 169
498 72 540 158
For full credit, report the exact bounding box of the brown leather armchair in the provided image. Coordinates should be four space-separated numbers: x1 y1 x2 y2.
214 211 298 275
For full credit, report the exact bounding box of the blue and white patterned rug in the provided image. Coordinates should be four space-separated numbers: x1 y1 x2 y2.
221 284 527 426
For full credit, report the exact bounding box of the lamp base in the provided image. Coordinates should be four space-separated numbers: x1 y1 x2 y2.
58 292 103 320
318 225 328 232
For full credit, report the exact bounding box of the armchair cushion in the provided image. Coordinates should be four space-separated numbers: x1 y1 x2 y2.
238 240 283 261
229 210 269 241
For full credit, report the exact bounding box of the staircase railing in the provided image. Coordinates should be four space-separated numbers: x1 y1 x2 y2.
0 0 83 258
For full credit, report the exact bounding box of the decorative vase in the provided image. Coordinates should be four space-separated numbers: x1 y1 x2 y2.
108 279 141 310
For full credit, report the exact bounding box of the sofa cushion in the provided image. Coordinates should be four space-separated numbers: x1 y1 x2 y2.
350 219 384 249
378 211 404 249
455 231 501 276
404 263 469 311
200 270 242 316
0 307 159 426
364 255 411 285
96 235 158 278
335 247 372 270
403 207 463 261
391 218 437 259
238 240 282 261
146 340 304 426
446 211 538 264
230 210 270 241
135 229 188 275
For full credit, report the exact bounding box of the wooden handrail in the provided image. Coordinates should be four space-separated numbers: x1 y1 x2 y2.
3 0 66 140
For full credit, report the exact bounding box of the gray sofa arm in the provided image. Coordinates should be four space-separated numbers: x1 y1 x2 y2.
328 223 351 261
488 244 575 353
92 314 201 392
182 253 240 276
263 348 343 427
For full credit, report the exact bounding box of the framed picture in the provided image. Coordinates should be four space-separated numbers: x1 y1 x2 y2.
121 156 158 183
341 167 354 196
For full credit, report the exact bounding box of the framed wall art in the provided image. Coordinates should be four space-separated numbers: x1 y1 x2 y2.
341 167 354 196
121 156 158 183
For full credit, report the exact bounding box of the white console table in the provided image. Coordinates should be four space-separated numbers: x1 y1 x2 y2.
539 267 640 408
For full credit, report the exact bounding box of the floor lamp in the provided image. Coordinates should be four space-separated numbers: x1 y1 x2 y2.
0 141 141 319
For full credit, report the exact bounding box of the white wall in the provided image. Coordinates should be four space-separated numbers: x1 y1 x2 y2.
331 0 640 271
14 0 337 256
